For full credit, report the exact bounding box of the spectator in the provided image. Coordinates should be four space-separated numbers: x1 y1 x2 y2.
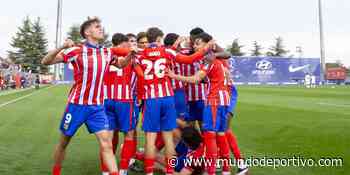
35 74 40 89
0 76 4 90
21 75 26 88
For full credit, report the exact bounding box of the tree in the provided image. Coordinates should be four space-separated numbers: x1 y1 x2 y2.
31 17 48 73
8 16 48 73
266 37 289 57
67 24 83 44
250 41 263 56
8 16 33 64
227 39 244 56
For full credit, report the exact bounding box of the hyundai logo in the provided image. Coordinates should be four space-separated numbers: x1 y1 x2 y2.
256 60 272 70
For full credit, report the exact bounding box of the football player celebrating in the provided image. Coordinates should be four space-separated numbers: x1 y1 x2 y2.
167 32 232 175
42 17 133 175
100 33 143 175
164 33 189 128
137 27 213 175
181 27 208 129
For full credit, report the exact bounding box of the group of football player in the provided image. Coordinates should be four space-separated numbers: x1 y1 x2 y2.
42 17 248 175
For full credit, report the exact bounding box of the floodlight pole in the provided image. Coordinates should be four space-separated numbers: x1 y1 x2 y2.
54 0 63 80
318 0 326 84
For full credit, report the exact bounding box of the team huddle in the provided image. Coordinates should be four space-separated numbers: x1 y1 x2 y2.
42 17 248 175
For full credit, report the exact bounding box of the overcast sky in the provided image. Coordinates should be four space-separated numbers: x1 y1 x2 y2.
1 0 349 66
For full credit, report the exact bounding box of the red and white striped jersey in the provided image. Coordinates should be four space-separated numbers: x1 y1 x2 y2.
61 45 129 105
135 49 145 100
137 45 174 99
137 44 207 99
184 61 207 101
168 48 186 89
171 62 186 89
176 47 207 101
220 59 234 87
104 62 137 102
171 47 208 96
200 59 231 106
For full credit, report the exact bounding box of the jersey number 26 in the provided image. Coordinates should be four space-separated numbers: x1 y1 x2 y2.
142 58 166 80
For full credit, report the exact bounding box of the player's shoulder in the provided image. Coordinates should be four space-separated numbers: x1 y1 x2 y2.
211 58 225 68
180 47 193 55
137 48 144 55
212 58 223 64
62 46 82 55
218 59 229 67
143 46 171 59
201 59 221 72
164 47 177 56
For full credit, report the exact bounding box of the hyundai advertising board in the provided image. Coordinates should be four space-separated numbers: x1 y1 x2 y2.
229 57 321 85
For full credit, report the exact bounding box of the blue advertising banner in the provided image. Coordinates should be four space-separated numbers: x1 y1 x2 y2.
64 64 73 81
228 57 321 85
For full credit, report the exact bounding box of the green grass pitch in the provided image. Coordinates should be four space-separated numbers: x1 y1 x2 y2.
0 85 348 175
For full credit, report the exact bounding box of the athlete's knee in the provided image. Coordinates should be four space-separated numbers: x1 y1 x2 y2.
145 139 156 148
99 140 113 152
58 134 71 149
145 133 157 147
162 131 175 147
97 132 113 150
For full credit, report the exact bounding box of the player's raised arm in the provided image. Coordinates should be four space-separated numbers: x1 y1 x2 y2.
112 51 137 68
215 51 231 59
213 43 225 52
171 36 187 50
166 68 206 84
172 48 206 64
41 39 74 65
133 63 144 77
110 47 133 57
210 40 231 59
172 39 215 64
109 33 138 68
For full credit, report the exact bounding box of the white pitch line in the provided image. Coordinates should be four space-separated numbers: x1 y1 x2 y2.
0 88 33 97
0 85 55 108
318 102 350 108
